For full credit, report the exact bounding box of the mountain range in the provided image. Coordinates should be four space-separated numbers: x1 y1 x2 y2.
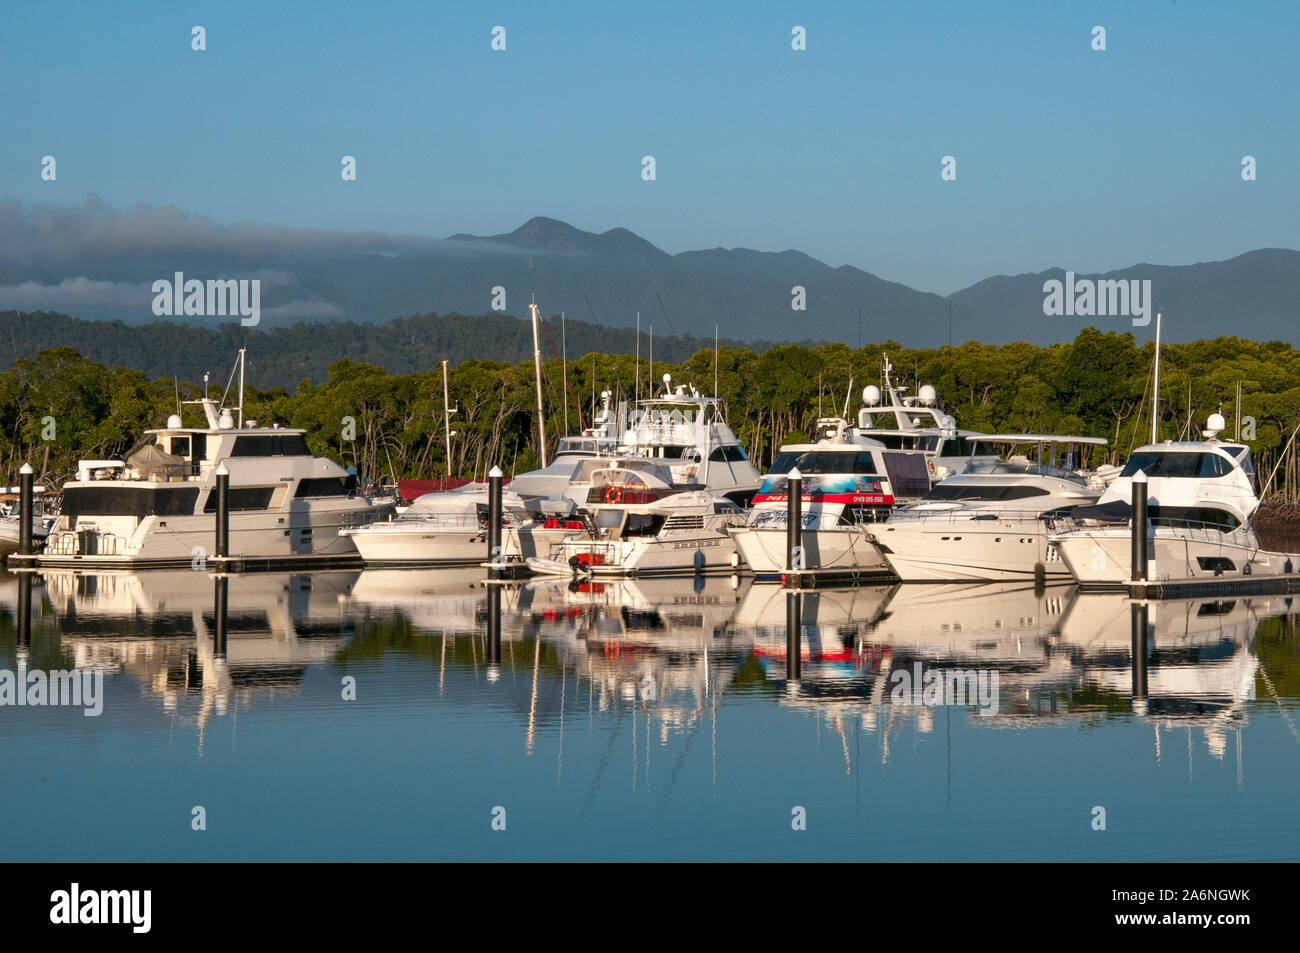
1 199 1296 346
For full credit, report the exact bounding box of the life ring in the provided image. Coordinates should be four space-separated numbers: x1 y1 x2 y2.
604 485 623 504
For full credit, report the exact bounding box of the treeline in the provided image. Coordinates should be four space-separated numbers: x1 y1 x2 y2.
0 310 772 391
4 329 1300 502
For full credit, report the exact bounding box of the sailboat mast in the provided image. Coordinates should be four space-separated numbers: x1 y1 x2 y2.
1151 312 1162 444
237 347 245 428
561 311 569 435
442 359 453 478
529 299 548 468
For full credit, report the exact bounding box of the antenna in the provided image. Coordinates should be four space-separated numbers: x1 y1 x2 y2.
635 312 640 405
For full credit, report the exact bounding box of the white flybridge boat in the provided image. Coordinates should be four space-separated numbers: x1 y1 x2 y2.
727 361 997 580
871 434 1109 582
1049 413 1300 588
39 349 392 569
727 424 930 580
854 355 1001 479
526 480 748 577
341 397 620 566
561 373 763 508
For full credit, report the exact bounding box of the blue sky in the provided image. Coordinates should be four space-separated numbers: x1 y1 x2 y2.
3 0 1297 293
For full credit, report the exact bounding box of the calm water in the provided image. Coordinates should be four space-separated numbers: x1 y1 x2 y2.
1 567 1297 862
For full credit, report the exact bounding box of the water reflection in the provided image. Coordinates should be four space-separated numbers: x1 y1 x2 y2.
2 566 1298 860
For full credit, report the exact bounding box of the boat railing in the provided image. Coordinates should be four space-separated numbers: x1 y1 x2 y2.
1047 513 1246 540
889 507 1059 527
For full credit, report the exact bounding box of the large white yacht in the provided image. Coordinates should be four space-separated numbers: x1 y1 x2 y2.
345 375 762 566
1049 414 1297 587
728 362 996 580
527 486 747 576
727 422 930 579
39 350 391 568
871 435 1108 581
852 356 1001 479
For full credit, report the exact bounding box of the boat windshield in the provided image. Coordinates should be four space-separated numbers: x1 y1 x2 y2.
769 450 880 475
962 460 1086 484
923 483 1052 502
1121 451 1234 479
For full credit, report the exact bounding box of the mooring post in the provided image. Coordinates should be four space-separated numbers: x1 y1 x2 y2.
486 583 502 675
785 589 802 682
18 463 34 557
213 574 228 658
488 465 504 579
214 462 230 561
785 467 803 579
1130 469 1148 583
1130 601 1149 709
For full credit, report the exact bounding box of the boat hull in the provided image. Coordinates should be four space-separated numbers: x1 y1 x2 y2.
729 526 888 579
872 518 1072 582
1052 526 1300 588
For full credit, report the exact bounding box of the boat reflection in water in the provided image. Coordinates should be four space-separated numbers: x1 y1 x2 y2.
4 562 1296 862
35 569 361 743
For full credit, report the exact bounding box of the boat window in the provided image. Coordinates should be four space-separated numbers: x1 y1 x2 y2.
170 436 191 457
925 484 1051 502
1221 446 1254 475
769 451 879 475
230 433 313 457
951 437 1000 457
1149 505 1239 531
63 485 200 517
294 476 356 498
708 444 749 463
622 514 666 537
1121 452 1232 479
204 486 276 512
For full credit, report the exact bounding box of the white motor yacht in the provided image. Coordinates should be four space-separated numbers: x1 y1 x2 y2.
527 486 747 577
38 350 391 568
1049 414 1299 587
727 417 932 580
872 435 1108 582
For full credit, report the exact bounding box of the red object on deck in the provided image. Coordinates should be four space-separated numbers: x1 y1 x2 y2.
574 552 606 567
399 479 472 502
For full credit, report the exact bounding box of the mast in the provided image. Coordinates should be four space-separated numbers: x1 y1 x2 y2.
1232 377 1242 439
635 312 640 404
1151 312 1162 444
561 311 568 435
714 324 719 398
529 298 548 468
237 347 245 428
442 359 455 479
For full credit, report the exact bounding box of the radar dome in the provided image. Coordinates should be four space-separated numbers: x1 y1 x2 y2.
217 409 235 430
166 414 183 429
918 384 937 405
1205 412 1227 438
863 385 881 406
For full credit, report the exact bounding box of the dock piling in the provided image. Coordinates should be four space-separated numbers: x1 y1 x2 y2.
784 467 803 584
18 463 34 556
487 465 503 579
214 462 230 561
1130 469 1148 583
